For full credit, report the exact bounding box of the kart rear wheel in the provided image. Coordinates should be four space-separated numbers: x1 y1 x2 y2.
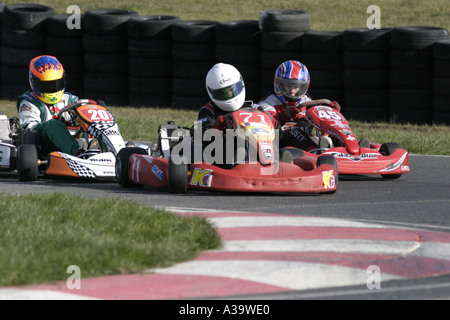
317 155 338 193
17 144 38 181
168 155 188 193
115 147 147 187
379 142 403 179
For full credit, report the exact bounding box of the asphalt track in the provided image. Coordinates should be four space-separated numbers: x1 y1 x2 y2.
0 153 449 300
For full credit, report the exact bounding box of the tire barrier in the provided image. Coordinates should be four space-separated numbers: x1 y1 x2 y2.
127 15 180 107
82 9 138 106
432 39 450 124
390 26 448 124
171 20 218 109
302 30 344 115
0 3 54 100
46 14 84 97
0 3 448 124
342 28 391 122
215 20 261 102
259 9 310 97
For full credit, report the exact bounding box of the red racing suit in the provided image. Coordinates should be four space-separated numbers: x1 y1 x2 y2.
257 93 318 150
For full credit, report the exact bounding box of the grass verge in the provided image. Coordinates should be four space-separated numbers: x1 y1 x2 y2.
1 101 449 155
0 193 221 286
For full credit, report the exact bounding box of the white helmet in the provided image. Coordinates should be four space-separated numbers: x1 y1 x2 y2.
205 63 245 112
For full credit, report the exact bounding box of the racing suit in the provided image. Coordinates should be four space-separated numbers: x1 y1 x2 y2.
197 100 278 165
257 93 318 150
17 90 81 156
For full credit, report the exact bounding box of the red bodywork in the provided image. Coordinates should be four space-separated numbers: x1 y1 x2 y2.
299 104 410 176
127 155 337 193
125 108 337 194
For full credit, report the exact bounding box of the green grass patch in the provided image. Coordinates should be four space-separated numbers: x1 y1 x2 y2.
0 193 221 286
1 100 449 155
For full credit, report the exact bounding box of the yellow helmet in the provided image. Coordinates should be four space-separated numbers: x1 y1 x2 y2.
29 55 66 104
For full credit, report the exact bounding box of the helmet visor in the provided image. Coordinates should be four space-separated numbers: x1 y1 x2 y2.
31 75 66 94
208 80 244 101
278 78 309 99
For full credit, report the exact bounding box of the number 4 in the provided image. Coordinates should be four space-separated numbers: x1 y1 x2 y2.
318 110 341 120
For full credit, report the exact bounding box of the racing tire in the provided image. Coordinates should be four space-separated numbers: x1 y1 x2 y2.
316 155 338 193
280 148 305 161
379 143 403 179
259 9 310 33
115 147 147 188
84 9 138 35
168 155 189 194
3 3 55 31
17 144 38 182
215 20 260 45
171 20 218 43
127 15 181 39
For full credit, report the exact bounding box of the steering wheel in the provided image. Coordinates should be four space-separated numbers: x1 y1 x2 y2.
56 99 94 117
297 99 334 110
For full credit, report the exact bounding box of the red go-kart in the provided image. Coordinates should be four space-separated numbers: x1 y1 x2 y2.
282 99 410 179
115 107 338 194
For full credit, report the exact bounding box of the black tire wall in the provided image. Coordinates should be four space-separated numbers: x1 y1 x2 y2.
1 3 54 100
0 4 449 125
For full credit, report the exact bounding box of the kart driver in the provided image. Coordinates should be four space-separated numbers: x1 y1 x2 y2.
196 63 278 164
198 62 276 131
17 55 85 157
257 60 341 150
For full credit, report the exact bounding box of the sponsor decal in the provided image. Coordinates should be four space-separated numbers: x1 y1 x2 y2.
287 127 306 141
152 165 163 180
88 158 112 162
325 152 380 161
377 152 409 172
190 168 213 187
322 170 335 189
219 77 231 85
102 129 120 136
19 105 33 113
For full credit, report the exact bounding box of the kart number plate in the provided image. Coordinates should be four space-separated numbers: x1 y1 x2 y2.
79 108 113 122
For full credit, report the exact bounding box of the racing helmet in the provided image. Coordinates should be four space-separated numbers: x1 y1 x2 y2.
29 55 66 105
206 63 245 112
274 60 310 104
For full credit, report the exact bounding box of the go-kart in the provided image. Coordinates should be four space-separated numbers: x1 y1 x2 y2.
0 113 20 172
15 99 148 181
282 99 410 179
115 107 338 194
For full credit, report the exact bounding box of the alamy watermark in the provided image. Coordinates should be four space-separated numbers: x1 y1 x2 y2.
166 121 280 167
367 265 381 289
66 5 82 30
66 265 81 289
366 5 381 29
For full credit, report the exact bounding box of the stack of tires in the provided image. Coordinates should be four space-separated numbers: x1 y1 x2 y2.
259 9 310 97
83 9 138 106
127 15 180 107
301 30 344 105
46 14 84 97
432 40 450 124
215 20 261 102
342 28 392 122
1 3 54 100
390 26 449 124
171 20 218 109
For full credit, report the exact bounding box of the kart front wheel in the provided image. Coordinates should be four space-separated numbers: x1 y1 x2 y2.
317 155 338 193
115 147 147 187
379 142 403 179
168 155 188 193
17 144 38 181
